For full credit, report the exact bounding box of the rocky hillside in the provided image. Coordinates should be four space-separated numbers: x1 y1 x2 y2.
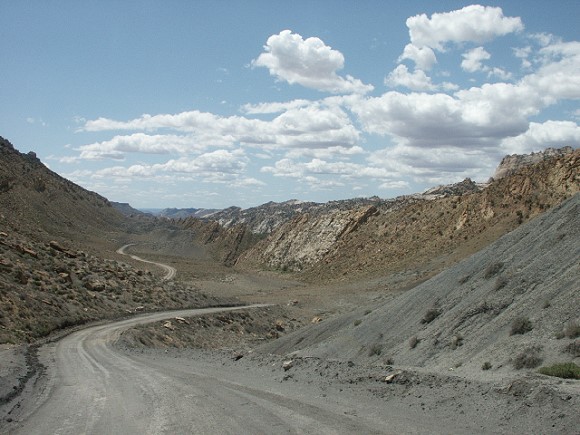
0 137 236 344
157 208 219 219
0 136 126 248
237 149 579 284
178 218 263 266
111 201 152 218
176 197 389 234
0 232 231 344
492 146 573 180
260 193 580 377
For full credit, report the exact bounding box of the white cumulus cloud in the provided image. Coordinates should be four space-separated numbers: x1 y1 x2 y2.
385 65 458 92
407 5 524 51
500 121 580 154
252 30 373 94
398 43 437 70
461 47 491 72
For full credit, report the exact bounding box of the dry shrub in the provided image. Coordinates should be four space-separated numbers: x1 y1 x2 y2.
421 308 441 324
484 261 504 279
510 316 533 335
513 345 543 369
563 320 580 339
368 343 382 356
564 340 580 357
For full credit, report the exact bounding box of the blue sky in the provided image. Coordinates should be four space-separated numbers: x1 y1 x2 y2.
1 1 579 209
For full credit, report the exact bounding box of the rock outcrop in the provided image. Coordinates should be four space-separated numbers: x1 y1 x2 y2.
237 149 579 282
244 205 379 272
492 146 574 180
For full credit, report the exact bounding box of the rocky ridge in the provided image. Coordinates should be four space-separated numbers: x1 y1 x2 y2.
180 197 388 235
492 146 574 180
0 136 126 248
237 149 579 283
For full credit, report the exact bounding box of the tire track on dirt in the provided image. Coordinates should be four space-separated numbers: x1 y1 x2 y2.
116 243 177 280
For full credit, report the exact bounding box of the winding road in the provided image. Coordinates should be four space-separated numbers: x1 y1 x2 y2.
116 244 177 280
2 245 411 433
6 307 398 434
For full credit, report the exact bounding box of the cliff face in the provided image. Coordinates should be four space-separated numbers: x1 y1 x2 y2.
237 149 579 282
248 205 379 272
492 146 574 180
206 198 386 234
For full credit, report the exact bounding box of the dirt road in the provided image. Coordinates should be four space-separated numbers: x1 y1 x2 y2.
117 243 177 280
3 307 413 435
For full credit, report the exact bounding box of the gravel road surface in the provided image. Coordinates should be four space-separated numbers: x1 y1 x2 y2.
4 307 421 435
117 243 177 280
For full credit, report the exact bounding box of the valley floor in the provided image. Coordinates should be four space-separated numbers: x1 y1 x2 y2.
1 210 579 434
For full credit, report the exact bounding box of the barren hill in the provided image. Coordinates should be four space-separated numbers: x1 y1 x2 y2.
259 193 580 375
0 137 128 249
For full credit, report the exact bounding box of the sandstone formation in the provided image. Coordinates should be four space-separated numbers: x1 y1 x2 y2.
492 146 574 180
236 149 579 283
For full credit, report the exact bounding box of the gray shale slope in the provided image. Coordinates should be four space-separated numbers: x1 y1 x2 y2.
261 193 580 375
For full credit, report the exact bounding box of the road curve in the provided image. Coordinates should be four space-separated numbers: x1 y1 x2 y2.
116 243 177 280
7 307 392 435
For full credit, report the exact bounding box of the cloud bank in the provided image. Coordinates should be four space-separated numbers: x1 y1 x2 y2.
65 5 579 207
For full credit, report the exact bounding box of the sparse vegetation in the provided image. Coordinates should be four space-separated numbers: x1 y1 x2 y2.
482 361 492 370
484 261 504 279
353 319 362 326
421 307 441 324
513 345 543 369
510 316 533 335
409 335 419 349
564 341 580 357
458 274 470 285
563 320 580 339
493 275 509 291
450 333 464 350
368 343 382 356
538 362 580 379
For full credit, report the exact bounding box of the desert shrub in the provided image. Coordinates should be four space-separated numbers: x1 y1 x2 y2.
409 335 419 349
538 363 580 379
564 340 580 357
513 345 543 369
563 320 580 339
353 319 362 326
450 333 464 350
510 316 533 335
368 343 382 356
484 261 504 279
0 176 14 192
482 361 492 370
421 308 441 324
33 177 47 192
493 275 509 291
364 309 372 315
458 274 470 285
